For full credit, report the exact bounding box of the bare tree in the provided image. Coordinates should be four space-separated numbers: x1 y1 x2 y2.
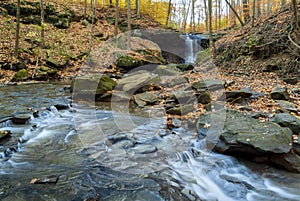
166 0 172 26
291 0 300 43
252 0 256 27
242 0 250 22
114 0 119 36
127 0 131 49
40 0 45 48
204 0 208 31
84 0 87 18
14 0 21 57
136 0 140 18
224 0 244 25
208 0 215 50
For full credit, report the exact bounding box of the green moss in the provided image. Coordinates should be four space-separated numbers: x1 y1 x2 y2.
116 55 143 68
12 69 29 82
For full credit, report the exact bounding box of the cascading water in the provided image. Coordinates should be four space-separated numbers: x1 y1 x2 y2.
185 35 195 64
167 139 300 201
1 84 300 200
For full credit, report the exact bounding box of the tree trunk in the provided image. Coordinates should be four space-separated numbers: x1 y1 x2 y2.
224 0 244 25
291 0 300 43
252 0 256 27
242 0 250 23
14 0 21 57
89 0 95 53
166 0 172 26
267 0 272 15
109 0 113 7
84 0 87 18
215 0 218 29
257 0 261 17
136 0 140 18
191 0 195 32
127 0 131 49
114 0 119 36
204 0 209 31
40 0 45 48
208 0 215 50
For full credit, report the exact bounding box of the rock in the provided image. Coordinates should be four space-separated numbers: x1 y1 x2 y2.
134 92 158 106
117 70 161 93
283 77 298 85
167 104 194 115
71 75 117 99
0 130 11 140
225 87 253 100
54 18 69 28
276 100 297 113
166 76 188 87
154 65 181 76
197 109 293 156
130 144 157 154
116 55 143 69
46 58 66 69
204 102 225 112
170 90 196 104
53 104 69 110
0 115 13 124
30 175 59 184
11 69 29 82
11 112 31 124
269 153 300 173
271 113 300 134
197 91 211 104
270 86 289 100
34 66 59 80
192 80 223 92
174 64 194 71
110 91 131 102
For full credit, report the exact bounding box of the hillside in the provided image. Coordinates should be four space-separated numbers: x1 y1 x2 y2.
214 5 299 78
0 0 161 84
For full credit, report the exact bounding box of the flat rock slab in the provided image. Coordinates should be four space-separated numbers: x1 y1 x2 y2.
271 113 300 134
197 109 292 155
118 70 161 92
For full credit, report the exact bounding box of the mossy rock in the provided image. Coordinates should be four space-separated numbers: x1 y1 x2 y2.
12 69 29 82
196 49 211 63
116 55 143 69
54 18 69 29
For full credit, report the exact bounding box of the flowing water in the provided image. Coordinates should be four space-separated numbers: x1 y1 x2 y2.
1 83 300 201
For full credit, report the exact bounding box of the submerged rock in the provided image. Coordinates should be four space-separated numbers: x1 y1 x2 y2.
11 112 31 124
270 153 300 173
30 175 59 184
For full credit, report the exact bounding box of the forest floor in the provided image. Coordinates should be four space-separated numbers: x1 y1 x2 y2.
0 0 299 120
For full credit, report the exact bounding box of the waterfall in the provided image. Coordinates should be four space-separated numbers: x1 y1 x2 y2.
185 35 195 64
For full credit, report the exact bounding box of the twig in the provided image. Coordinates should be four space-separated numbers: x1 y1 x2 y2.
288 32 300 49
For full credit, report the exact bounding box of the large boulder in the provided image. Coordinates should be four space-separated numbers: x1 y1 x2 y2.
117 70 161 93
271 113 300 134
197 109 293 156
71 75 117 100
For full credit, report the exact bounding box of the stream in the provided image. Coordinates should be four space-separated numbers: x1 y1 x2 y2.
1 83 300 201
